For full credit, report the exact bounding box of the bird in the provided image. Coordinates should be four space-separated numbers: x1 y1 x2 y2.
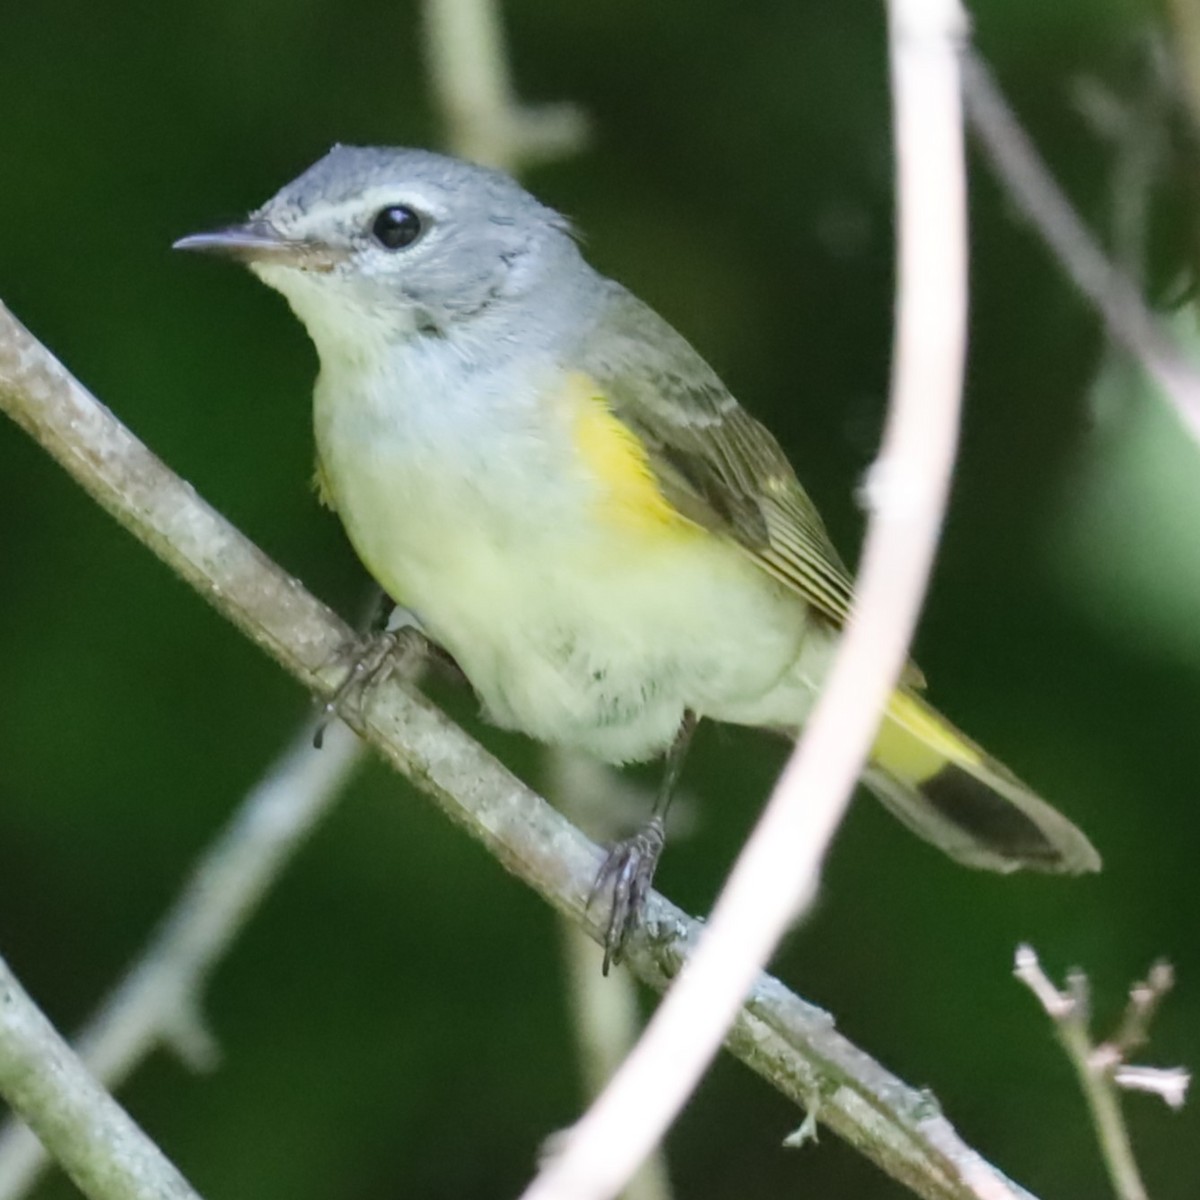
176 145 1100 969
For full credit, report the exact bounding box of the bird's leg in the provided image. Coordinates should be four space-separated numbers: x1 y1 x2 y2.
314 589 465 748
589 710 698 974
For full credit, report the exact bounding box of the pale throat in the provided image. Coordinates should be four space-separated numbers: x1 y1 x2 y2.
254 263 432 367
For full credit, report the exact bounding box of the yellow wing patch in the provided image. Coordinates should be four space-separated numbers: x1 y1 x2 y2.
567 373 697 534
872 690 984 785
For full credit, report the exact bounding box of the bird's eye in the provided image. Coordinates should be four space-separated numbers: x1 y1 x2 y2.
371 205 425 250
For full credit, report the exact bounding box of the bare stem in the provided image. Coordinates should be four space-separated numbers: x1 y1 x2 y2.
962 49 1200 445
1106 962 1175 1061
0 297 1037 1200
0 953 204 1200
516 0 972 1196
1111 1066 1190 1110
550 752 674 1200
558 930 674 1200
421 0 587 170
1164 0 1200 139
1015 945 1190 1200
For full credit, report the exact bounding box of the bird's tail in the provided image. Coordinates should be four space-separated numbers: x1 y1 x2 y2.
863 691 1100 874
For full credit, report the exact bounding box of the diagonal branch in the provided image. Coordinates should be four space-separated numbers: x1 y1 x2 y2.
962 49 1200 445
0 298 1031 1200
0 952 204 1200
0 720 365 1200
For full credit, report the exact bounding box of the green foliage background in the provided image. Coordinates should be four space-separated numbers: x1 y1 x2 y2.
1 1 1197 1197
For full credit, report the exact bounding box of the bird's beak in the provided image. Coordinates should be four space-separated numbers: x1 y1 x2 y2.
173 220 344 271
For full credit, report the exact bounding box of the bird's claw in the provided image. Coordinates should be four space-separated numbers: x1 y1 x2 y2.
588 816 666 974
314 627 427 747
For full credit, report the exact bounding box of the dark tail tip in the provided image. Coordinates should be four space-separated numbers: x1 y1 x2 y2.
920 767 1072 868
863 760 1101 875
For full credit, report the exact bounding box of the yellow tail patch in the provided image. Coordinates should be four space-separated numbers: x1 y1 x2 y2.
872 691 984 785
566 373 694 533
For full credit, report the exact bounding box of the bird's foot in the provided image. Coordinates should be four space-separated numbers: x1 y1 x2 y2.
314 625 433 748
588 816 666 974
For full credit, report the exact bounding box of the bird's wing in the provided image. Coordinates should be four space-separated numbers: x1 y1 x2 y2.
577 284 858 629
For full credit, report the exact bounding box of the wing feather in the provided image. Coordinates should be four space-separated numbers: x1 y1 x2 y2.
577 283 857 628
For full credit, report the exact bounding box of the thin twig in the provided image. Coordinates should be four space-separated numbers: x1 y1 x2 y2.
558 930 674 1200
0 953 204 1200
549 752 674 1200
1014 945 1190 1200
1111 1065 1190 1109
0 300 1035 1200
1164 0 1200 139
962 49 1200 445
1105 962 1174 1061
421 0 587 170
516 0 972 1196
0 720 364 1200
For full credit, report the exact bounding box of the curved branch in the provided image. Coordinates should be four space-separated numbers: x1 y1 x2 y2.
517 0 972 1194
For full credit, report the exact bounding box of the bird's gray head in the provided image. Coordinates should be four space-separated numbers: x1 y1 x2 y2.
176 145 584 355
